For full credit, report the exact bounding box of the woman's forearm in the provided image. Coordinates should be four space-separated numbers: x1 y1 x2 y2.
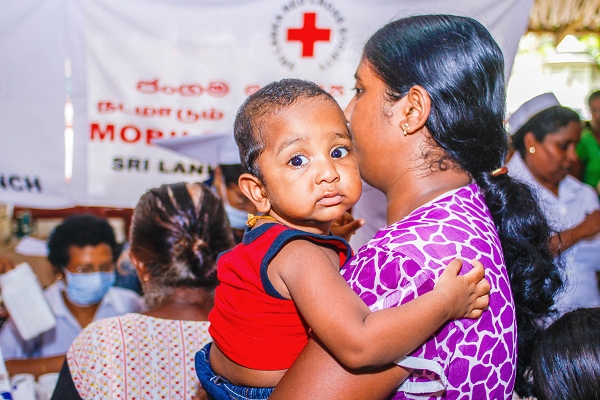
552 224 591 254
551 210 600 255
270 338 410 400
6 355 65 378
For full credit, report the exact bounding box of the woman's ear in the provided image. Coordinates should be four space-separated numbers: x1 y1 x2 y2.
238 173 271 214
523 131 538 151
402 85 431 134
129 252 149 282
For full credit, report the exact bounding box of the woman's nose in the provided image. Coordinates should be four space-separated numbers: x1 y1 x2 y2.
566 144 578 162
344 98 355 123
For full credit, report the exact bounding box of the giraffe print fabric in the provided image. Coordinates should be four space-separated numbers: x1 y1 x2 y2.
341 184 517 400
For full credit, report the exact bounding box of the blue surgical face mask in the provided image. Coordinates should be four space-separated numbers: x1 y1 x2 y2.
64 271 116 306
224 202 249 230
218 176 250 230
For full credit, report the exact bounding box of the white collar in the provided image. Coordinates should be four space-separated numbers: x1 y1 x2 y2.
507 152 586 204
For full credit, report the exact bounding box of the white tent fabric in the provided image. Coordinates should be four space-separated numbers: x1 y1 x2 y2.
0 0 71 208
0 0 535 208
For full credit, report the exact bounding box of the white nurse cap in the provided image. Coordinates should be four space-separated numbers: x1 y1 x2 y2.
508 93 560 135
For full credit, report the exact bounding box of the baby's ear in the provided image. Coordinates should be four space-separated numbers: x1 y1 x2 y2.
238 173 271 213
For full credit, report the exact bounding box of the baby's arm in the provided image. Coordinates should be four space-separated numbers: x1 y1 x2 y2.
271 240 489 370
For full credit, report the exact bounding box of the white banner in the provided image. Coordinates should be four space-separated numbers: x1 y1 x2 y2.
1 0 534 208
0 0 73 208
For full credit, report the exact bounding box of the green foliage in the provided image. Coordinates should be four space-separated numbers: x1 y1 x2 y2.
517 32 600 67
580 34 600 64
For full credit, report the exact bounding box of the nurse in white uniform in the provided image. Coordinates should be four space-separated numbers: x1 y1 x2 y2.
508 93 600 313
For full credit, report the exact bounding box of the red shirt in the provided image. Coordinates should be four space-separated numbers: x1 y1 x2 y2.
208 223 351 370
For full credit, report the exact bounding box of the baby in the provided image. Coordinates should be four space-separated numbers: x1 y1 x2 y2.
195 79 489 399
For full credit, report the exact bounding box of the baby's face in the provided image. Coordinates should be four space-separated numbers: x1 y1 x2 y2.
256 97 362 233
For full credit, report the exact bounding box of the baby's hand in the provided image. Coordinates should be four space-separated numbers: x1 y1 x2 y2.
435 258 490 320
330 212 365 241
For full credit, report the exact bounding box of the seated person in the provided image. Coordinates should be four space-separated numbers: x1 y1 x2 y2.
51 182 236 399
154 134 257 244
0 214 143 377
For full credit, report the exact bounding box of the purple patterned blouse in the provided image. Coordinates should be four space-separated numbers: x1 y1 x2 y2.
341 184 516 400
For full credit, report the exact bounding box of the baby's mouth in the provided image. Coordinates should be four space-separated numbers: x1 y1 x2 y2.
317 192 343 206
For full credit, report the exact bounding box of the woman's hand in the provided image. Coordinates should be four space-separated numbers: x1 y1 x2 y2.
576 209 600 239
192 387 208 400
330 212 365 241
270 338 410 400
434 258 490 319
550 209 600 254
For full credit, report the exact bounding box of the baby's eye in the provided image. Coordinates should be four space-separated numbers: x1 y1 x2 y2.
331 146 349 159
289 154 309 167
352 87 363 95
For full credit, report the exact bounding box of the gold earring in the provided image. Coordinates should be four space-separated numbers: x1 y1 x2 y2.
529 146 536 154
402 124 409 136
143 275 149 282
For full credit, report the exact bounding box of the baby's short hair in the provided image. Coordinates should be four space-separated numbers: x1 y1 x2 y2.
234 79 336 180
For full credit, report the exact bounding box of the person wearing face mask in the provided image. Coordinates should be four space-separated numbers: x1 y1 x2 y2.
154 133 257 244
0 214 143 378
213 164 258 243
51 182 235 399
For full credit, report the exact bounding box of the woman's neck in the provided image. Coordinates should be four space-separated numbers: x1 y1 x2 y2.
143 287 214 321
537 180 560 197
590 122 600 141
384 167 471 225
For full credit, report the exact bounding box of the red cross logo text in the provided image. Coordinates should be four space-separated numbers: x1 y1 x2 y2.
287 13 331 58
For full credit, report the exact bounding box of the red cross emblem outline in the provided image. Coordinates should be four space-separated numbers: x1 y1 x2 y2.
287 12 331 58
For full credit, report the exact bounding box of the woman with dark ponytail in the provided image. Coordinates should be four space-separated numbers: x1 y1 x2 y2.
271 15 561 399
52 182 235 399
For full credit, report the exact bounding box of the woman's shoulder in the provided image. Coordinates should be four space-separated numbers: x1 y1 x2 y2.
381 184 491 238
78 313 132 338
69 315 124 358
351 184 497 270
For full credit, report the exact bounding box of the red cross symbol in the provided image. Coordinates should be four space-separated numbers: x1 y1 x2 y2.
287 13 331 58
